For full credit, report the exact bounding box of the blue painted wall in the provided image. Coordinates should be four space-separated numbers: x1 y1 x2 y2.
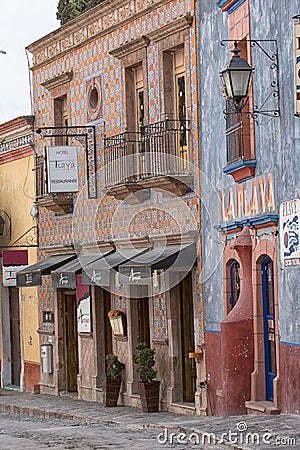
197 2 300 343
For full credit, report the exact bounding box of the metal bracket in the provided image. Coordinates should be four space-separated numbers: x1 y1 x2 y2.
221 39 280 123
0 226 38 248
36 126 97 199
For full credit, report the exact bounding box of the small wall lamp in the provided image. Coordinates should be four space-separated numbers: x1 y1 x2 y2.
0 210 11 238
220 41 254 112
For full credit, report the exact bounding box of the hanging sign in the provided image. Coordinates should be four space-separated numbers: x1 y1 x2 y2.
46 146 79 193
280 198 300 267
2 250 28 287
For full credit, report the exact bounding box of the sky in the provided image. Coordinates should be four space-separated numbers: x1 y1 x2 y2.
0 1 60 124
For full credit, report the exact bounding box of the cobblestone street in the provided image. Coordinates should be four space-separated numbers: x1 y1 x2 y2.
0 390 299 450
0 413 226 450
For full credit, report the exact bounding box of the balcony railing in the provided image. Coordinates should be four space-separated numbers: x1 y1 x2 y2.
104 119 190 188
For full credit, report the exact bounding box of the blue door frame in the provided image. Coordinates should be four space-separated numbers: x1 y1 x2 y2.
262 256 276 401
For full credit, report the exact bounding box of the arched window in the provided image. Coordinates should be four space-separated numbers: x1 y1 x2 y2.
229 260 240 310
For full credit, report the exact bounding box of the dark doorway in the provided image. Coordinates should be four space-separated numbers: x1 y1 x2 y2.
9 287 21 386
137 297 150 347
65 293 78 392
179 273 196 402
131 296 150 394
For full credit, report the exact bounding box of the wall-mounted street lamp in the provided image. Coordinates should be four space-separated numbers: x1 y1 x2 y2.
221 39 280 122
0 215 5 236
0 210 11 238
220 41 255 112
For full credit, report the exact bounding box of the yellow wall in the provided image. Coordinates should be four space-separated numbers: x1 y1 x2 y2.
0 154 40 364
0 154 35 244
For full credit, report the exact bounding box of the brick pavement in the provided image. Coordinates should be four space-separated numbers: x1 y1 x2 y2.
0 389 299 449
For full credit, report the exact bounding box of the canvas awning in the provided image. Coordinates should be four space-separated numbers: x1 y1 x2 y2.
52 251 112 288
81 247 149 286
118 243 196 285
16 254 77 287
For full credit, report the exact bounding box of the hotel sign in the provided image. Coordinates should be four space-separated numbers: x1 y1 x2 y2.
46 146 79 193
3 265 27 287
280 198 300 267
221 174 276 224
294 22 300 116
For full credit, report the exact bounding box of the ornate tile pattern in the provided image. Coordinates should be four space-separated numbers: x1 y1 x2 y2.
31 0 202 338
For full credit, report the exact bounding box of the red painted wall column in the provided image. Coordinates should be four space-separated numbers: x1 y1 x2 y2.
221 227 254 415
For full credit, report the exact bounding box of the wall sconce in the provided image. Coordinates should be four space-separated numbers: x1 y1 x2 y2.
220 41 255 112
0 210 11 238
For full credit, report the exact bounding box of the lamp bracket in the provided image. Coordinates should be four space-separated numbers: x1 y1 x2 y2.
221 39 280 123
35 126 97 199
10 226 38 248
0 226 38 249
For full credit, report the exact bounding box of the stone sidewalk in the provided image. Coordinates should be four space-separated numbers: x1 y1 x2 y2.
0 388 299 449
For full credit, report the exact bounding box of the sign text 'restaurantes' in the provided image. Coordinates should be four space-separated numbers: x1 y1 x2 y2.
221 174 276 223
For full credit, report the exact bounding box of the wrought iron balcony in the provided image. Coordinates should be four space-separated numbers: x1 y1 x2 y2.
104 119 193 199
35 155 74 215
223 101 256 183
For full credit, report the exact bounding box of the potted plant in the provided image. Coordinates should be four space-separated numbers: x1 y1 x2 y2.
132 342 160 413
105 353 125 407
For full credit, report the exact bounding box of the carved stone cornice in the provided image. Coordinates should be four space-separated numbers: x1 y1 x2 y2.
146 13 194 42
26 0 192 68
109 35 150 59
41 71 73 91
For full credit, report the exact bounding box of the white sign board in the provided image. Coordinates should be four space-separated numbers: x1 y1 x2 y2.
46 146 79 193
77 295 91 333
3 265 27 286
280 198 300 267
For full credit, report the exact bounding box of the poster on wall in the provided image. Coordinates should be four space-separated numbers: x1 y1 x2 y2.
294 22 300 116
46 146 79 193
279 198 300 267
77 293 92 333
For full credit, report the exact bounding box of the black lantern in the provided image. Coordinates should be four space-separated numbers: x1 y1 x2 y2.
0 214 5 236
220 41 254 112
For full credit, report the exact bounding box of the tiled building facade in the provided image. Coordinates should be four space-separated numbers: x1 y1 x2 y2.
23 0 207 415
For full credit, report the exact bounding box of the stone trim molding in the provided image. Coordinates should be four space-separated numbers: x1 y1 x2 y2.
0 133 34 155
41 71 73 91
26 0 191 68
109 14 193 58
109 35 150 59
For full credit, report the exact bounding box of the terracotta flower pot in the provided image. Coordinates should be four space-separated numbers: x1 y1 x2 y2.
139 380 160 413
104 378 122 407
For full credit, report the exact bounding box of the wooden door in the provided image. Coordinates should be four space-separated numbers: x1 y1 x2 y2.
180 273 196 402
104 289 112 356
138 297 150 347
65 293 78 392
262 257 277 401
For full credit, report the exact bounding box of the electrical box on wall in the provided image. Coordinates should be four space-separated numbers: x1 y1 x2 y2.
41 344 53 374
